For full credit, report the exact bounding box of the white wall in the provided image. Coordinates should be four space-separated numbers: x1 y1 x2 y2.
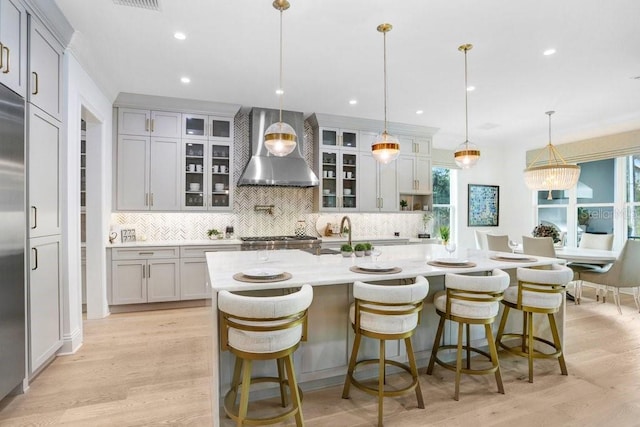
60 51 113 354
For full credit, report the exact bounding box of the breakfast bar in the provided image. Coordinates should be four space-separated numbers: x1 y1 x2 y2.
206 243 565 425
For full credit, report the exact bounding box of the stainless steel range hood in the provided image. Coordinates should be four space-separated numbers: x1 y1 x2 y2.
238 107 319 187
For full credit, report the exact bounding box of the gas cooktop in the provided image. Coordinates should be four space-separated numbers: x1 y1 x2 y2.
240 235 318 242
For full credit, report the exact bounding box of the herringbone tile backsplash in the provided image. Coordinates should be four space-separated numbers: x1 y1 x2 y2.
112 112 425 240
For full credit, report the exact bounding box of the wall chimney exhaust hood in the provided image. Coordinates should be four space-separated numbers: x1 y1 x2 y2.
238 108 319 187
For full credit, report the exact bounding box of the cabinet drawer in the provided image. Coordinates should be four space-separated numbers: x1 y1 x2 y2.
111 246 179 260
180 245 241 258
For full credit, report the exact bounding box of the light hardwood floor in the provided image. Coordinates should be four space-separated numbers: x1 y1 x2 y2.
2 289 640 426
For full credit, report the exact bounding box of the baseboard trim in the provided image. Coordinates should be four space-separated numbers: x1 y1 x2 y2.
109 299 208 314
59 327 84 355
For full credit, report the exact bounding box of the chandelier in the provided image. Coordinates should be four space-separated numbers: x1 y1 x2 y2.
264 0 297 157
371 23 400 164
523 111 580 200
454 44 480 169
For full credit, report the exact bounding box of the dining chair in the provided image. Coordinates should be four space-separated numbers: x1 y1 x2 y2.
573 239 640 314
522 236 556 258
486 234 511 252
569 233 614 303
474 230 490 250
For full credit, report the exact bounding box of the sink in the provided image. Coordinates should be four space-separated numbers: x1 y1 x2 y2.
300 248 340 255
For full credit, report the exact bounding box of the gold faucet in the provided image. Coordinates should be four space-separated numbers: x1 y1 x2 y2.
340 216 352 248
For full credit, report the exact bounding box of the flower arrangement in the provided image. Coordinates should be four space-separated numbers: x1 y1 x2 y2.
532 224 560 243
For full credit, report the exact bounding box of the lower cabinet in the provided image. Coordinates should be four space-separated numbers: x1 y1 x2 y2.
180 245 240 300
28 234 62 375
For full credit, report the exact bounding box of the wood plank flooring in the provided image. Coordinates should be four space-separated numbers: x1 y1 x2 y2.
1 289 640 426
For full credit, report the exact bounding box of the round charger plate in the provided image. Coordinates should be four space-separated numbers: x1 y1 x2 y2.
349 266 402 275
233 272 292 283
491 255 537 262
432 258 469 266
428 260 477 268
355 262 396 272
241 268 284 279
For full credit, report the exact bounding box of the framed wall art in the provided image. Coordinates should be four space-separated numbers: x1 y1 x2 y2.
468 184 499 227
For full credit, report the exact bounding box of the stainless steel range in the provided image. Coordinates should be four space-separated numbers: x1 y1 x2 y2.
240 235 321 251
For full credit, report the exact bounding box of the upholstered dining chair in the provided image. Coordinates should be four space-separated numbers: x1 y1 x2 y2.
522 236 556 258
486 234 511 252
218 285 313 427
569 233 614 303
573 239 640 314
342 276 429 426
474 230 490 250
427 269 510 400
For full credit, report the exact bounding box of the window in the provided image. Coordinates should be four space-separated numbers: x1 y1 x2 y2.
432 167 455 238
626 154 640 239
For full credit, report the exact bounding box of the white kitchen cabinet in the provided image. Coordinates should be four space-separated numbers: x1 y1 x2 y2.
111 247 180 304
179 245 240 300
183 140 233 210
398 154 432 194
28 15 62 121
28 105 61 238
316 149 359 211
28 234 62 375
118 108 182 138
0 0 27 96
359 133 398 212
399 137 431 157
116 135 181 210
317 127 358 151
182 113 234 142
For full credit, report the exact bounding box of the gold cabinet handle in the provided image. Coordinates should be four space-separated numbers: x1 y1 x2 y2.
2 45 9 74
150 193 154 206
31 206 37 229
151 119 155 132
142 264 145 279
31 71 39 95
0 42 4 70
145 118 149 132
148 264 151 278
32 247 38 270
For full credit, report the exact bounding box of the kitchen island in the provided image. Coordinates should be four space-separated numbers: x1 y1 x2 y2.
206 244 564 426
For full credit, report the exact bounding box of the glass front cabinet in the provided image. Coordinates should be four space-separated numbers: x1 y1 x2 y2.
181 114 233 142
183 141 233 210
319 127 358 151
319 149 358 211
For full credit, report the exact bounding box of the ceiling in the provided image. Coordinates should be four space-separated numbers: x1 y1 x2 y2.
55 0 640 151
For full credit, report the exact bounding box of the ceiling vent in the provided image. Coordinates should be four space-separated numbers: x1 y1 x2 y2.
112 0 160 11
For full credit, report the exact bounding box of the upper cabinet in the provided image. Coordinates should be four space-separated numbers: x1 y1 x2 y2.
398 137 432 194
118 108 182 138
0 0 27 96
182 114 234 142
359 132 398 212
28 15 62 120
318 127 359 151
182 140 233 210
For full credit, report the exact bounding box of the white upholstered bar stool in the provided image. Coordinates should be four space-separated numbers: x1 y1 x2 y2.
218 285 313 427
495 265 573 383
426 269 510 401
342 276 429 427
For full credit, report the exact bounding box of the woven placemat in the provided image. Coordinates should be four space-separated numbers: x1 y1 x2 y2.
232 272 292 283
490 256 537 263
427 261 477 268
349 266 402 275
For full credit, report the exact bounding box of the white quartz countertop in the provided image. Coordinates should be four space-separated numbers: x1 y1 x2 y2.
320 235 410 243
109 239 242 248
206 244 563 293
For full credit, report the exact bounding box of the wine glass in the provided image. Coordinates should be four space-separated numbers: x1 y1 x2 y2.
257 249 270 263
371 248 381 262
445 242 457 258
508 239 518 253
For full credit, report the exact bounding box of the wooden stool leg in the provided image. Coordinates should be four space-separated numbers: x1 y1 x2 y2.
485 323 504 394
495 305 510 348
548 313 568 375
427 315 445 375
527 312 534 383
378 339 386 427
405 337 424 409
277 357 287 407
454 321 464 401
283 353 304 427
342 332 362 399
465 323 471 370
228 357 243 410
522 311 528 353
238 359 252 427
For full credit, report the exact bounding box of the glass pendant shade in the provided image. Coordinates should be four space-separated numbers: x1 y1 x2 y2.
264 121 297 157
454 140 480 169
371 131 400 164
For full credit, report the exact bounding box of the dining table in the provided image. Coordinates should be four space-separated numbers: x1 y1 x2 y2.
554 246 619 264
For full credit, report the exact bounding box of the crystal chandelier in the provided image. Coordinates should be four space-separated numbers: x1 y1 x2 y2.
454 44 480 169
264 0 297 157
371 23 400 164
523 111 580 200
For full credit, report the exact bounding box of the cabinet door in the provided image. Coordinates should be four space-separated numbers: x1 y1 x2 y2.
28 16 62 120
208 115 233 141
0 0 27 96
111 260 147 304
341 152 358 210
29 235 62 374
358 152 379 212
180 259 210 300
151 111 181 138
397 154 415 192
209 142 232 210
118 108 150 136
147 260 179 302
319 150 339 211
183 141 206 209
182 113 208 140
116 135 149 210
149 137 180 210
378 161 398 212
28 106 60 238
415 156 432 193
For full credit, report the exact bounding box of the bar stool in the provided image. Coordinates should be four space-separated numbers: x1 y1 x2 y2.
342 276 429 427
427 269 510 401
218 285 313 427
495 265 573 382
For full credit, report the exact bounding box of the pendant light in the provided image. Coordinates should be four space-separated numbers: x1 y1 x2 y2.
453 44 481 169
523 111 580 200
371 23 400 164
264 0 297 157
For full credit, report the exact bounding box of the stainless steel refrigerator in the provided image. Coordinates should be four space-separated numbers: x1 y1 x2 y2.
0 82 26 401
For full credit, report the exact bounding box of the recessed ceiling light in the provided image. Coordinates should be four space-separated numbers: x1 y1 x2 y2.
275 89 284 95
543 48 556 56
180 76 190 83
349 99 357 105
174 32 186 40
416 110 423 115
466 86 475 91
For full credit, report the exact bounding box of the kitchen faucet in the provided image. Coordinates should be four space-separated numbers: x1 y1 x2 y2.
340 216 352 248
